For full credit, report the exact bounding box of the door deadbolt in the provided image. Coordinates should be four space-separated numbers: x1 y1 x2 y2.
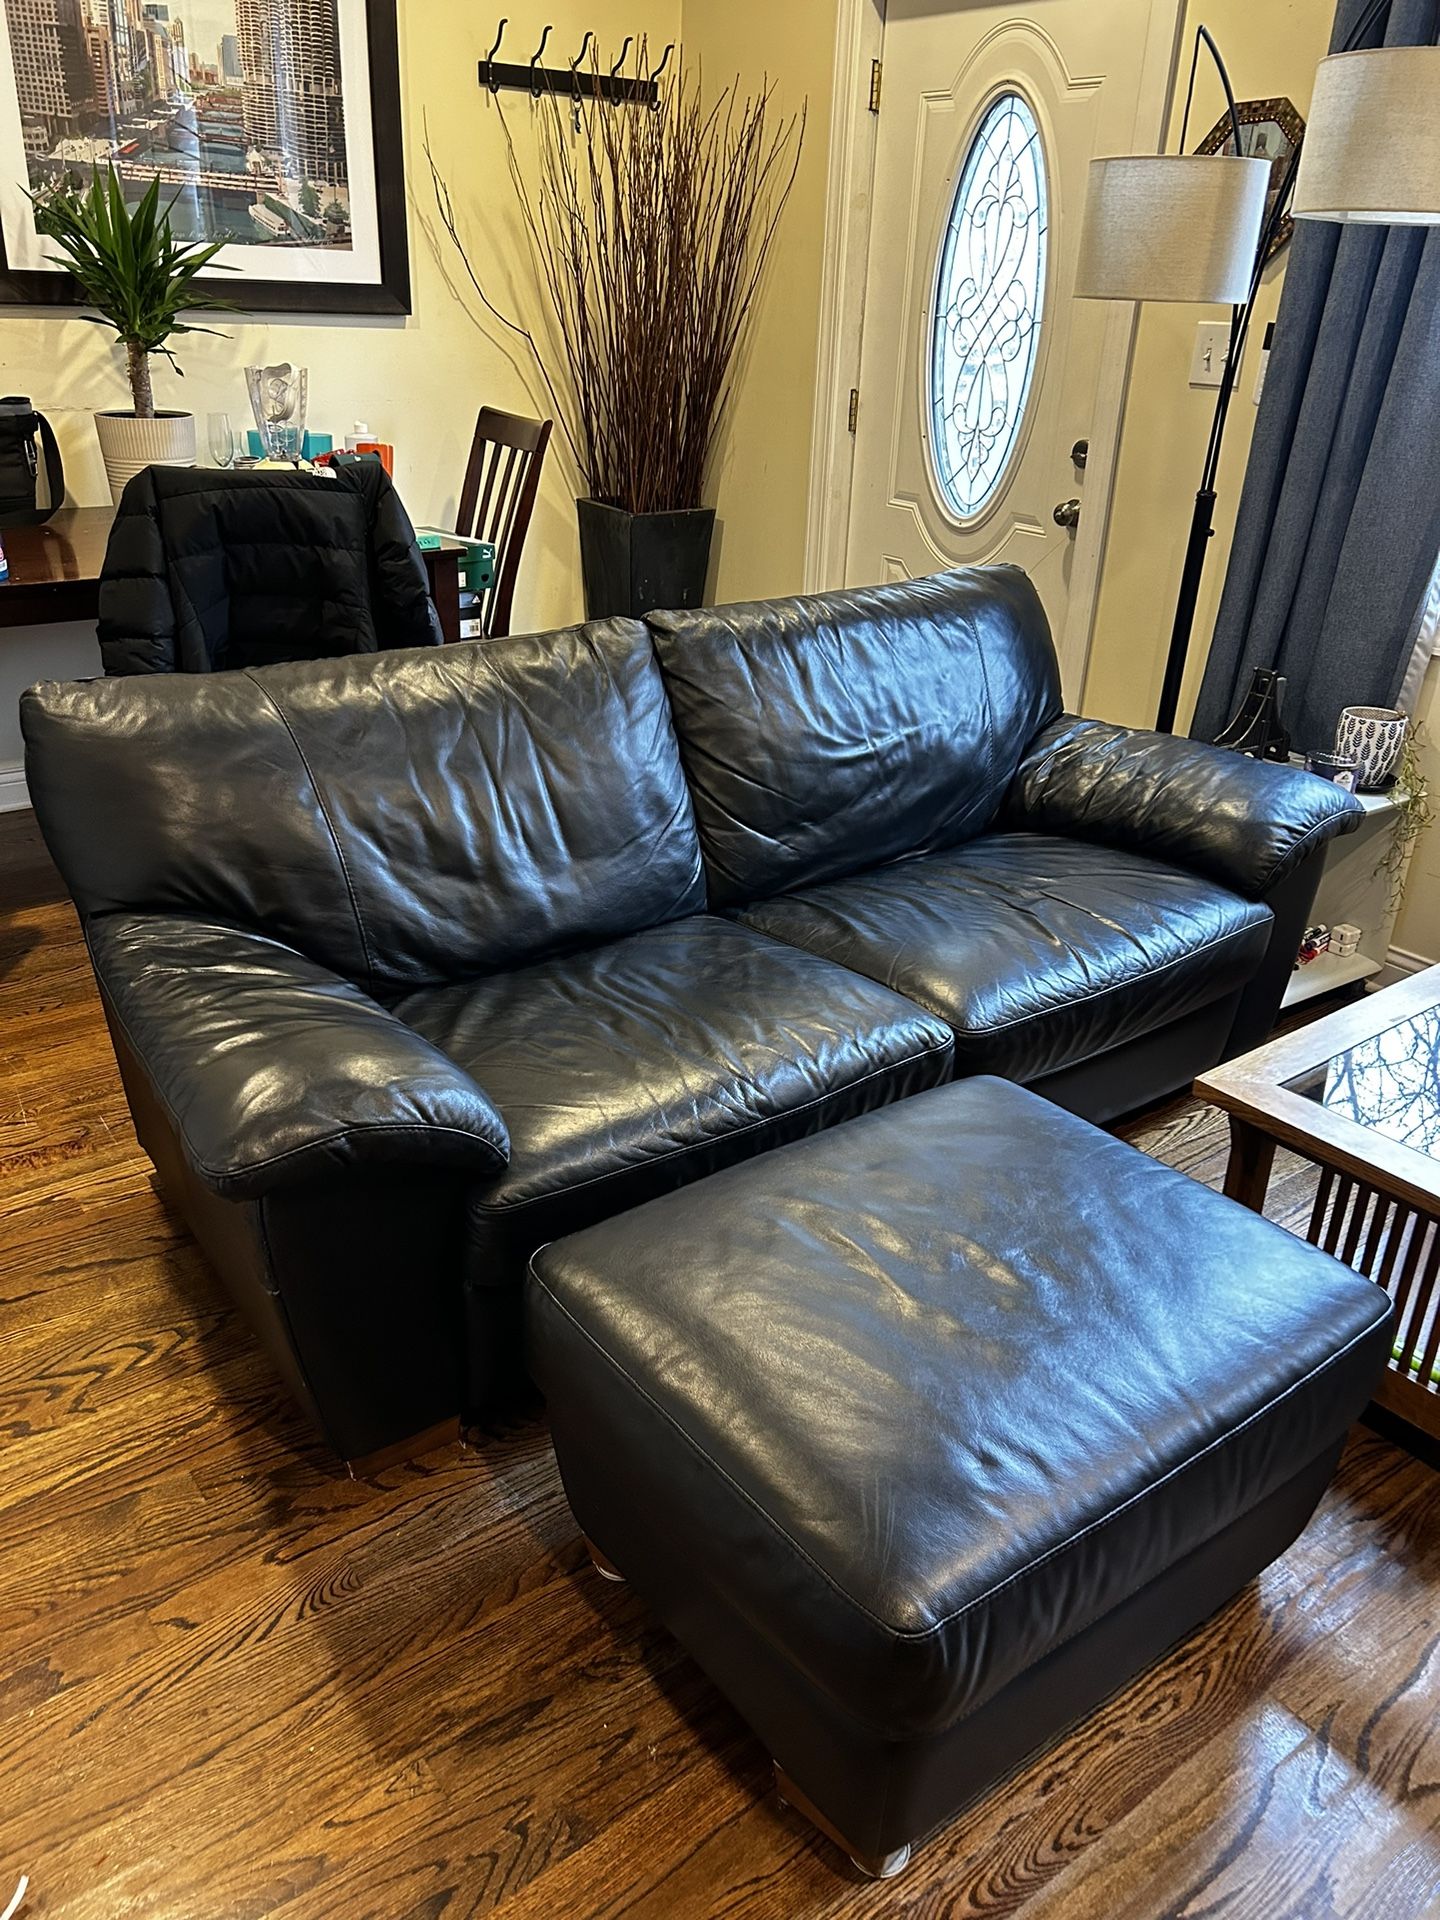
1053 498 1081 530
1071 438 1089 469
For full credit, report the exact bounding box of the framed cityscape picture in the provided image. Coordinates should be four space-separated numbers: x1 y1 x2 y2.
0 0 410 314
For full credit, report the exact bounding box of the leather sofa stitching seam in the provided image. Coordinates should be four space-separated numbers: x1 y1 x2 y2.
244 669 378 988
529 1287 1388 1651
958 915 1268 1036
967 605 998 801
889 1309 1389 1638
251 1192 356 1455
1254 810 1352 897
472 1031 955 1216
194 1121 508 1192
926 1441 1352 1741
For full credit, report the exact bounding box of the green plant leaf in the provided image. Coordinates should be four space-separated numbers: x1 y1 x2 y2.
28 163 235 403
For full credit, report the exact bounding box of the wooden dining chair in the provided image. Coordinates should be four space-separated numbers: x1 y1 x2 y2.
455 407 553 639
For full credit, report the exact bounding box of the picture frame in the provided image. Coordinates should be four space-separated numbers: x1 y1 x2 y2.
0 0 410 316
1195 96 1305 265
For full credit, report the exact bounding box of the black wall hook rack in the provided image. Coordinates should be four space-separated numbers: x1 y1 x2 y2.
479 20 663 107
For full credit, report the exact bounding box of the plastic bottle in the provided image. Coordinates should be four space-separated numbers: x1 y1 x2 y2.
345 420 393 474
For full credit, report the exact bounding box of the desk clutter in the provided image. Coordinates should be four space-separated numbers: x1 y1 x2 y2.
1294 922 1364 973
2 346 550 655
0 397 552 658
199 375 540 646
230 365 395 476
415 531 497 642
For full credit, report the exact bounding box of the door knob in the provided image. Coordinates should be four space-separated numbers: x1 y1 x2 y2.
1053 498 1081 530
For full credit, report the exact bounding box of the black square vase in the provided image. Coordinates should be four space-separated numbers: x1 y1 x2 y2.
576 498 716 620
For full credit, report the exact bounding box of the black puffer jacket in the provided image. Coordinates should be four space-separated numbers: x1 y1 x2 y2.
97 461 443 675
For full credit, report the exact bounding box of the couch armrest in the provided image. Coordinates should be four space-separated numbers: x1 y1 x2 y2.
1003 716 1364 900
89 913 509 1200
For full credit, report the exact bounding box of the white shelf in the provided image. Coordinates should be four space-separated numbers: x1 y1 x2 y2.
1285 757 1397 817
1282 950 1382 1010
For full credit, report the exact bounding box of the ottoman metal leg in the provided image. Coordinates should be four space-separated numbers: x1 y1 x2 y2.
773 1764 911 1880
584 1536 626 1584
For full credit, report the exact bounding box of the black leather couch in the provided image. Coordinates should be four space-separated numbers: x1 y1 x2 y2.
22 568 1361 1463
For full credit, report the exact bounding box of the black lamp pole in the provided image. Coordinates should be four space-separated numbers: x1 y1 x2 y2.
1154 0 1398 733
1155 27 1254 733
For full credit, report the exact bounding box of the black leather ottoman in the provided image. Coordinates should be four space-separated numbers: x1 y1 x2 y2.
527 1078 1392 1877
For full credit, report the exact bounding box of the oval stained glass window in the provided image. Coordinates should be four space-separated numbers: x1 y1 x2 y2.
929 92 1048 519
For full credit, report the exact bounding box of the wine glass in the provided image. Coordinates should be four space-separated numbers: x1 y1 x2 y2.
207 412 237 468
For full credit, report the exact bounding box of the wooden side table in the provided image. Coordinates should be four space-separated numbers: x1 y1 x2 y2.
1196 966 1440 1446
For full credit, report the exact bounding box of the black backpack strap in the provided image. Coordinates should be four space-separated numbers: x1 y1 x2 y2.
33 410 64 520
0 408 66 526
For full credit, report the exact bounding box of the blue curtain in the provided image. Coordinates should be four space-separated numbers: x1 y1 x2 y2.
1192 0 1440 752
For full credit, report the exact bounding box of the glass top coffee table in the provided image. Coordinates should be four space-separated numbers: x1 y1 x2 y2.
1196 965 1440 1445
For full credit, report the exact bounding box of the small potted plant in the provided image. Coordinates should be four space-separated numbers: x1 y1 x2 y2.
33 168 227 502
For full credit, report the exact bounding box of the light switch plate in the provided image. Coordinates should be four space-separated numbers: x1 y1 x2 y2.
1189 320 1239 388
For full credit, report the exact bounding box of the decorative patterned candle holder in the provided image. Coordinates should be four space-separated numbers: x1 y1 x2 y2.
1335 706 1409 791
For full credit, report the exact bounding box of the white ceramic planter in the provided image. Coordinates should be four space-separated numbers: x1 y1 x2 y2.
1335 704 1409 791
94 410 197 503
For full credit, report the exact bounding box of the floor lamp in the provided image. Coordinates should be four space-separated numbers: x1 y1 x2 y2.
1075 8 1440 737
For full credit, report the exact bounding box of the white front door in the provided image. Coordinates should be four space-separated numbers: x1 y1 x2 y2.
843 0 1180 691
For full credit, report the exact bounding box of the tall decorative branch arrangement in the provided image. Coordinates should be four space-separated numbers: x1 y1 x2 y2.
428 48 804 521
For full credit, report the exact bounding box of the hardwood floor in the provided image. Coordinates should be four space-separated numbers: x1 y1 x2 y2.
0 806 1435 1920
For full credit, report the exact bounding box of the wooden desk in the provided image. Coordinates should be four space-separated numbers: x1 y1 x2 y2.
0 508 110 627
0 503 465 643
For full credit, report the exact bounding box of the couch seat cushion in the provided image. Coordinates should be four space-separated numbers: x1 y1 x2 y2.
735 833 1272 1083
392 915 952 1231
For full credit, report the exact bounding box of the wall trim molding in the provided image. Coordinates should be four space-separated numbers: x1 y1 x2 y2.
802 0 885 594
1386 943 1437 978
0 764 29 814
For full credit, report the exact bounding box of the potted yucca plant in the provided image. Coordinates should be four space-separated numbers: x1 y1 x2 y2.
33 168 228 502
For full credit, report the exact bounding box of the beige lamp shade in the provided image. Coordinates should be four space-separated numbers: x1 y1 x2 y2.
1074 155 1271 303
1293 46 1440 224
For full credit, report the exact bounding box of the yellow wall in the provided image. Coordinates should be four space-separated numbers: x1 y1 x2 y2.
676 0 839 603
0 0 829 771
0 0 680 774
0 0 679 644
1081 0 1334 731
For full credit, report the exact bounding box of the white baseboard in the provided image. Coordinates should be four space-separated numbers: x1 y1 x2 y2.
0 764 28 813
1383 943 1437 980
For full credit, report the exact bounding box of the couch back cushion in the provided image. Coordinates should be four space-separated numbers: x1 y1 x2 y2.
22 620 705 992
647 566 1062 907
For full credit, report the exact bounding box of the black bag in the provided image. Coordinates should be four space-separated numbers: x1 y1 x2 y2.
0 396 64 526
